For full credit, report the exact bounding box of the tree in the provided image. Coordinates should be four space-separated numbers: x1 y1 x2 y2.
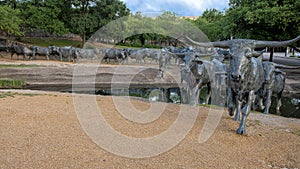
188 9 228 41
20 0 68 36
202 9 223 22
0 5 22 36
225 0 300 40
0 0 19 10
70 0 130 47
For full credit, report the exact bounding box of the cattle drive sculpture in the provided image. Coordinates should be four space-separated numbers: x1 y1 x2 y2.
2 35 300 136
187 35 300 135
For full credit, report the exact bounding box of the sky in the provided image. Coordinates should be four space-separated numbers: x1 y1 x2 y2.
119 0 229 16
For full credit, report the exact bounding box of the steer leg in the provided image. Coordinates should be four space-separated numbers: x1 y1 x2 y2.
190 83 201 106
180 86 189 104
227 88 235 116
59 53 62 61
276 91 283 115
234 95 242 121
263 90 272 114
205 83 211 104
237 91 255 135
258 96 265 110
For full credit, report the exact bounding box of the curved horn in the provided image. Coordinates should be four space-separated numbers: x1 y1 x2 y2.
255 36 300 48
186 36 231 48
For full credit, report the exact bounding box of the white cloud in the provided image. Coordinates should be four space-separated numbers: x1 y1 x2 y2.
120 0 229 16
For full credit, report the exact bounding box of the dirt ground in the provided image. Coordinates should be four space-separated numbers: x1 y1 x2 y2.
0 91 299 169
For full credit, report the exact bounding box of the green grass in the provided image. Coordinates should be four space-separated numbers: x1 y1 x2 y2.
0 92 16 98
19 37 82 47
0 64 41 68
0 92 43 98
0 79 25 88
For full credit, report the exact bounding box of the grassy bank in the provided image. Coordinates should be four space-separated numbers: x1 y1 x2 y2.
0 64 41 68
19 37 82 47
0 78 25 89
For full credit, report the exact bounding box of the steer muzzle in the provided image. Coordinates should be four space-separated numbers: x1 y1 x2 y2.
231 72 241 81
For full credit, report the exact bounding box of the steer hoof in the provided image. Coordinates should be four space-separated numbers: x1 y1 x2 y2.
236 127 246 135
276 110 281 116
263 110 269 115
228 107 234 116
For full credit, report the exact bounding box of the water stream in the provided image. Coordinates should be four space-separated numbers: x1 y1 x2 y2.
74 87 300 119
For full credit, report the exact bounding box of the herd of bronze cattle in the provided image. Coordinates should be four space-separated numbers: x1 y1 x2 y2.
0 36 299 135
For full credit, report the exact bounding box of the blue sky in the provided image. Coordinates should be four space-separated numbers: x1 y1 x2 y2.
119 0 229 16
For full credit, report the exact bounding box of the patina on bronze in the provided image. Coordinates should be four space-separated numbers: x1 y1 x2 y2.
187 36 300 135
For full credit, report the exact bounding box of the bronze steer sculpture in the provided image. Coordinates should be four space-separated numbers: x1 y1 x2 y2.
101 48 126 64
256 62 286 115
48 45 76 62
255 62 300 115
0 45 9 57
159 47 225 106
187 35 300 135
31 46 50 60
10 43 34 60
179 52 211 105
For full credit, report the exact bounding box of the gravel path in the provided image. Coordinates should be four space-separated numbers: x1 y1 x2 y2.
0 91 299 168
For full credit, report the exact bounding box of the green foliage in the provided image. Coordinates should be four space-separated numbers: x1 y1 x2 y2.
187 9 228 41
0 92 42 98
70 0 130 47
98 11 207 48
0 5 22 36
202 9 223 22
20 0 68 35
226 0 300 40
0 92 15 98
0 78 25 88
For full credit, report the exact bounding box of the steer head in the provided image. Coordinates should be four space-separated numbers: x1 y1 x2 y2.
262 62 276 83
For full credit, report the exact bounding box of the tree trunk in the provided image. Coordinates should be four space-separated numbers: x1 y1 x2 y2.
82 31 86 48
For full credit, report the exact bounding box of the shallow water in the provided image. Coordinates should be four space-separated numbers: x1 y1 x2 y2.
75 87 300 119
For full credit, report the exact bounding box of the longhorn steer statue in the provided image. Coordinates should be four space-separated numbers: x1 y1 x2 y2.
11 43 34 60
159 47 222 105
0 45 9 57
256 61 286 115
48 45 61 60
59 46 75 62
125 48 149 64
255 62 300 115
31 46 50 60
187 35 300 135
178 53 212 105
74 48 100 61
101 48 126 63
144 48 161 64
